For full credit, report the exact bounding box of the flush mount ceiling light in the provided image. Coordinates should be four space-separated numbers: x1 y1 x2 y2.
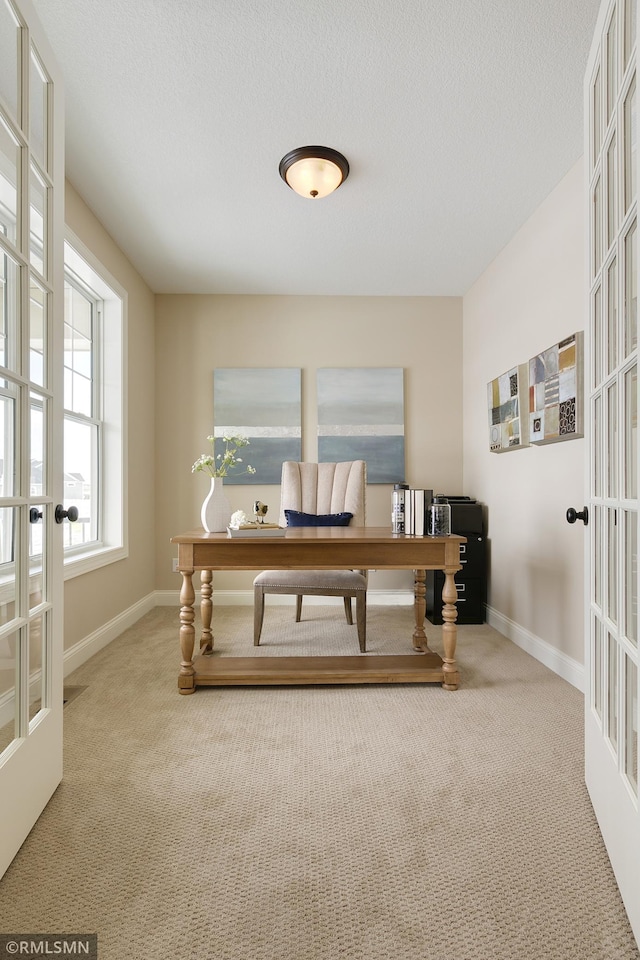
279 146 349 199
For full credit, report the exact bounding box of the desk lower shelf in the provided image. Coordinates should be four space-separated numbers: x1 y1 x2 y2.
185 651 449 688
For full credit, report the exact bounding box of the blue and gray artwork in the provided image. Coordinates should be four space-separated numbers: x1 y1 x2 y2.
317 368 405 483
214 368 301 484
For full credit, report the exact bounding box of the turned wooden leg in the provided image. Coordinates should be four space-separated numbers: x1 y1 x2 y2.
178 570 196 694
200 569 214 653
441 568 460 690
412 569 431 652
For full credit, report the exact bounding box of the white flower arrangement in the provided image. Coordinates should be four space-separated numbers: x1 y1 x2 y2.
191 435 256 479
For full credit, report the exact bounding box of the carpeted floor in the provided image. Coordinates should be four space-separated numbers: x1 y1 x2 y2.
1 604 638 960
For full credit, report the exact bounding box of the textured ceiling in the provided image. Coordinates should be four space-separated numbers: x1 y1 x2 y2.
31 0 600 296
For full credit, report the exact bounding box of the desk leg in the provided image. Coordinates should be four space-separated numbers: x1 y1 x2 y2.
441 568 460 690
412 569 432 652
178 570 196 695
200 569 214 654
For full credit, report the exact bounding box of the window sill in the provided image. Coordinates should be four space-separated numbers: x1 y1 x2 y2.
63 544 128 580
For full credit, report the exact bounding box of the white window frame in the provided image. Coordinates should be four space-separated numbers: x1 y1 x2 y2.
62 229 127 578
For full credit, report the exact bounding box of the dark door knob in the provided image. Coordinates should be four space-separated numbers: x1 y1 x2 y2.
566 506 589 525
55 504 79 524
29 507 43 524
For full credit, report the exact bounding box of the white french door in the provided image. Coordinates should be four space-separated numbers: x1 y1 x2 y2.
0 0 64 874
586 0 640 944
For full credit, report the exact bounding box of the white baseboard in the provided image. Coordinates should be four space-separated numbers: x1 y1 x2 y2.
154 588 415 607
65 592 585 696
486 604 584 692
63 592 157 676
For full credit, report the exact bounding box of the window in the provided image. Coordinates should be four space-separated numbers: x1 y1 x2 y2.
63 234 126 576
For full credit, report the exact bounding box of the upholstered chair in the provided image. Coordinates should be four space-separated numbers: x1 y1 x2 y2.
253 460 367 651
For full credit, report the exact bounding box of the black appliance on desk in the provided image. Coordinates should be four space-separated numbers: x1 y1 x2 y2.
426 496 487 625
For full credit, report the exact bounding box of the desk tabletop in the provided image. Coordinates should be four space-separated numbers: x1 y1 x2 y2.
171 526 465 542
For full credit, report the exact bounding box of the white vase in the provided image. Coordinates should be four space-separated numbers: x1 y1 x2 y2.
201 477 231 532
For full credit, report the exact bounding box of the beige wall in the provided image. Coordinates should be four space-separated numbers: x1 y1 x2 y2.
63 182 156 649
463 160 585 666
154 295 463 592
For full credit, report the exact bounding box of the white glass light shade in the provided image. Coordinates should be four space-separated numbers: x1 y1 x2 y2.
285 157 343 199
279 146 349 199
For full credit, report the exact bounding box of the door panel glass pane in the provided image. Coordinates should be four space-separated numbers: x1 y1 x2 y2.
0 377 17 497
624 219 637 357
30 392 45 605
29 505 44 610
624 75 637 213
0 628 18 754
608 381 618 496
608 258 618 374
594 283 603 389
0 115 20 248
625 510 638 646
608 632 619 750
30 395 43 495
594 614 603 719
28 613 44 722
29 277 45 386
608 10 618 124
29 165 46 277
0 0 20 120
608 507 618 625
594 393 603 497
64 417 96 546
0 247 20 372
0 506 17 627
594 66 602 168
594 177 602 276
624 363 638 498
607 135 618 249
624 656 638 794
625 0 637 71
29 49 47 171
595 504 603 608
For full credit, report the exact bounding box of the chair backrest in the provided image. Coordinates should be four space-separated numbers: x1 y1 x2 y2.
278 461 367 527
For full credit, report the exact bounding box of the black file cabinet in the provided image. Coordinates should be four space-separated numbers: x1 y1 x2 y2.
425 499 487 625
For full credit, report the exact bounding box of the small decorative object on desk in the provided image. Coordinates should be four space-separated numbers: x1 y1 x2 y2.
191 435 256 533
253 500 269 523
428 496 451 537
227 508 285 537
227 524 286 538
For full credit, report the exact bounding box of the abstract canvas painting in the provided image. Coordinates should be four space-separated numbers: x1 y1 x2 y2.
528 332 583 444
487 363 529 452
317 367 404 483
213 368 301 484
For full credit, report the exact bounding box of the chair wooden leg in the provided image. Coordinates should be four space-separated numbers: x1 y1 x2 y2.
356 593 366 653
343 597 353 625
295 595 303 622
254 586 265 645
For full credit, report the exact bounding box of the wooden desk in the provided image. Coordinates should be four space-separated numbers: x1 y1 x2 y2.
171 527 466 694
